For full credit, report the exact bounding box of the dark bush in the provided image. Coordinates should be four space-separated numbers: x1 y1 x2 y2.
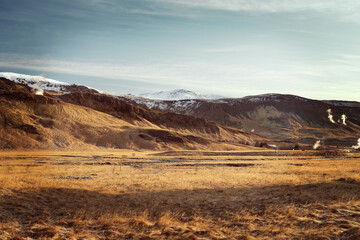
258 142 269 148
254 141 269 148
322 149 346 158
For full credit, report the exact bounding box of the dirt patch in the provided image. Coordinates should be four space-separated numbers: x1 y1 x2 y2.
171 163 256 167
288 163 306 166
51 174 98 180
335 178 359 184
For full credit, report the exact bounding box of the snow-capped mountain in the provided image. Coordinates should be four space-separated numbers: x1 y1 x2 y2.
138 89 223 100
129 93 309 113
128 93 360 143
0 72 69 93
0 72 100 94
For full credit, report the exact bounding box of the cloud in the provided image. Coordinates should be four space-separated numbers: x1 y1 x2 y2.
3 0 360 24
0 52 309 93
202 46 251 53
0 53 175 84
145 0 360 23
37 0 360 21
151 0 360 13
1 52 360 100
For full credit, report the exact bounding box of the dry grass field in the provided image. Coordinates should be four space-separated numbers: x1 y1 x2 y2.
1 149 360 239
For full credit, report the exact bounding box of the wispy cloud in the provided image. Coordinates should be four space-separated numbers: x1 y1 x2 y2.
2 52 360 100
151 0 360 13
3 0 359 23
202 46 250 53
74 0 360 24
0 54 176 84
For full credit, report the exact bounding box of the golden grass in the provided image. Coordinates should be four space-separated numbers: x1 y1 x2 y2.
1 150 360 239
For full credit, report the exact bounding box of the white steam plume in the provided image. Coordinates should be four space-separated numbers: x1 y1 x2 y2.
352 138 360 149
341 114 347 125
313 140 321 150
327 109 335 123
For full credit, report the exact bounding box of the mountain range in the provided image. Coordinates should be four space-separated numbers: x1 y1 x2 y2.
137 89 223 100
137 94 360 146
0 73 263 150
1 72 360 149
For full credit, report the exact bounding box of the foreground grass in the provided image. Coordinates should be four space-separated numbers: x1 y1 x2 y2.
1 150 360 239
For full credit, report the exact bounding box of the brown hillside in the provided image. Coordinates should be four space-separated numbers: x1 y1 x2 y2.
59 92 258 141
0 78 264 150
134 94 360 145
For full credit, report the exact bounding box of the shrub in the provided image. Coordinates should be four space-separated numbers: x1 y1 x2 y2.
255 141 269 148
321 149 346 158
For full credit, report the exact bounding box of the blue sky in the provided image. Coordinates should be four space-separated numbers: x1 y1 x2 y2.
1 0 360 100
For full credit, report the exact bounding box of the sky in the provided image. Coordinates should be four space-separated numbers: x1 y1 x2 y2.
1 0 360 100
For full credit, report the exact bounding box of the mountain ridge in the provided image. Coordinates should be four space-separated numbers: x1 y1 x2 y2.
2 72 360 104
2 72 360 148
138 89 224 100
131 93 360 145
0 72 101 94
0 76 264 150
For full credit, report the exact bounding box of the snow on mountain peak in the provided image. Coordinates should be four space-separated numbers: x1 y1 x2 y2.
0 72 69 93
0 72 67 85
0 72 103 94
138 89 223 100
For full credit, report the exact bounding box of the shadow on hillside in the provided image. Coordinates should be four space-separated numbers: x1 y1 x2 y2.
2 180 360 224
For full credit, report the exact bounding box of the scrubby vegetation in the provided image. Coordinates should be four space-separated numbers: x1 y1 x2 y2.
1 150 360 239
255 141 269 148
312 149 346 158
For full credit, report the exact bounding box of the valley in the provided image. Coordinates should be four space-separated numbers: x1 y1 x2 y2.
1 73 360 239
1 150 360 239
2 0 360 238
